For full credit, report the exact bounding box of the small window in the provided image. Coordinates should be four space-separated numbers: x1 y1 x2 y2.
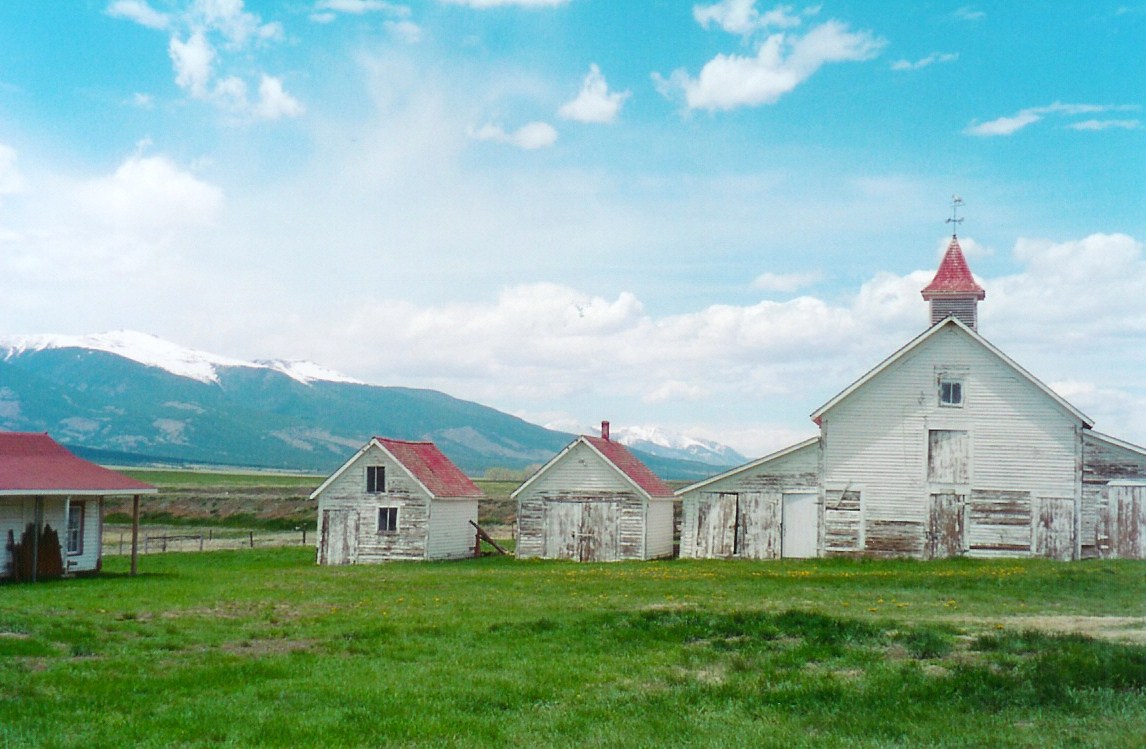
66 502 85 555
939 379 963 407
378 507 398 533
366 466 385 493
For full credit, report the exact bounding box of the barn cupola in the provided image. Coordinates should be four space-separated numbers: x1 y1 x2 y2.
921 234 985 329
921 198 985 329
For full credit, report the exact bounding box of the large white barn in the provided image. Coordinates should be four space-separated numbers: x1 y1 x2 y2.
679 237 1146 560
312 437 483 564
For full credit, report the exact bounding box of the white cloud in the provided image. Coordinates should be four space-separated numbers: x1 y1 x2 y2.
0 144 24 199
558 64 630 124
694 0 805 35
385 20 423 43
1068 119 1141 131
170 31 215 99
890 51 958 71
106 0 171 29
954 6 985 21
190 0 283 49
317 0 408 13
753 271 821 292
77 154 223 233
254 75 306 119
966 102 1141 136
657 18 884 111
469 121 558 149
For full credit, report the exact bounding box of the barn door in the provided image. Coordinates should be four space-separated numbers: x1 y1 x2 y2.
781 492 819 559
578 502 620 562
319 509 358 565
1034 497 1075 561
927 493 965 559
695 493 739 558
543 502 582 560
1107 484 1145 559
738 492 780 560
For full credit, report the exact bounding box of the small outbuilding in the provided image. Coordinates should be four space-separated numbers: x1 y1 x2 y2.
1 431 155 581
513 422 676 562
677 438 820 560
312 437 483 564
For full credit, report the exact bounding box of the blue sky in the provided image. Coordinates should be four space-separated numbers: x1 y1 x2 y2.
1 0 1144 456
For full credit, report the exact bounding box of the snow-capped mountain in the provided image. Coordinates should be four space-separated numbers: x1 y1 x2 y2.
553 422 747 467
1 331 363 386
0 331 730 479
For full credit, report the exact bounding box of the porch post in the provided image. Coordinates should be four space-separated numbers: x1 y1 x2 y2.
130 494 140 576
31 496 44 583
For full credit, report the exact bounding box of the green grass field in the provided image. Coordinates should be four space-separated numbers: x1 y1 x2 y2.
2 550 1144 748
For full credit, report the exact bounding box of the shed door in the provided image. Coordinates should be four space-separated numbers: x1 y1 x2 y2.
319 509 359 565
1034 497 1075 561
781 492 819 559
738 492 780 560
695 493 739 558
1107 484 1145 559
543 502 581 560
543 501 621 562
927 493 965 559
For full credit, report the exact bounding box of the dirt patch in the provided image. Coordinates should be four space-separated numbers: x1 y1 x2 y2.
982 616 1146 643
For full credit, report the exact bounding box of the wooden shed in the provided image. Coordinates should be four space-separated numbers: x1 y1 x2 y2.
312 437 482 564
1 432 155 581
677 438 820 560
513 422 675 562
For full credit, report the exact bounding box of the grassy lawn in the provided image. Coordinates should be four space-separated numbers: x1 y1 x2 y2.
2 551 1144 748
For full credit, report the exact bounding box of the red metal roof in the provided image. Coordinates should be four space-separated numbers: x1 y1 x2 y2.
0 432 155 495
583 435 675 498
921 236 986 299
374 438 483 498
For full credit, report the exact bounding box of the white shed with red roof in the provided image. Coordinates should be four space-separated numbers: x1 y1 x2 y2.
512 422 676 562
1 432 155 580
311 437 483 563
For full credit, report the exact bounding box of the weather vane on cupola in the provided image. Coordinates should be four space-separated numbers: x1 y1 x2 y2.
946 195 964 237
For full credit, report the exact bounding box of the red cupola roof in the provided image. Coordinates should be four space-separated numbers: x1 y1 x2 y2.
921 236 985 299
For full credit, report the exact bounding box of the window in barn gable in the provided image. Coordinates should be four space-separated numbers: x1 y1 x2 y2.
366 465 386 493
938 378 964 407
66 501 85 555
378 506 398 533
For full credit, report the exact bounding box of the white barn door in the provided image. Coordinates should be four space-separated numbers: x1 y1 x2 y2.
781 492 818 558
695 493 738 558
319 509 358 565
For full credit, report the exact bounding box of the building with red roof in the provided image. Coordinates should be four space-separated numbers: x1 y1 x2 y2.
2 432 155 580
311 437 483 564
512 421 675 562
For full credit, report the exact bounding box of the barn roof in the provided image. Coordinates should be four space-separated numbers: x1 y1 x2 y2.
582 436 676 498
0 432 156 496
374 438 483 498
809 316 1093 427
921 236 986 299
310 437 482 500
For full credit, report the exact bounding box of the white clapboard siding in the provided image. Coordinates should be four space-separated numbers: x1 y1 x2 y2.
1081 432 1146 558
821 325 1083 558
66 498 103 573
427 499 478 560
645 499 674 559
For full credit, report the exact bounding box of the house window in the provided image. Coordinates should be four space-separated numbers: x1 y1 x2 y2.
366 466 385 493
378 506 399 533
939 378 963 407
66 502 85 555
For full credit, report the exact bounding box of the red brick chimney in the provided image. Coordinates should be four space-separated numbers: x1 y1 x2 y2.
600 420 610 441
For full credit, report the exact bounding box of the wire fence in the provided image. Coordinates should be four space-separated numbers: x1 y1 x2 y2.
103 525 312 555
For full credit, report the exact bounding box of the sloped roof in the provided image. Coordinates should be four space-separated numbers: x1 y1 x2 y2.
310 437 482 500
0 432 156 496
810 317 1093 427
374 438 482 498
921 236 985 299
582 435 676 498
674 437 820 496
511 434 675 501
